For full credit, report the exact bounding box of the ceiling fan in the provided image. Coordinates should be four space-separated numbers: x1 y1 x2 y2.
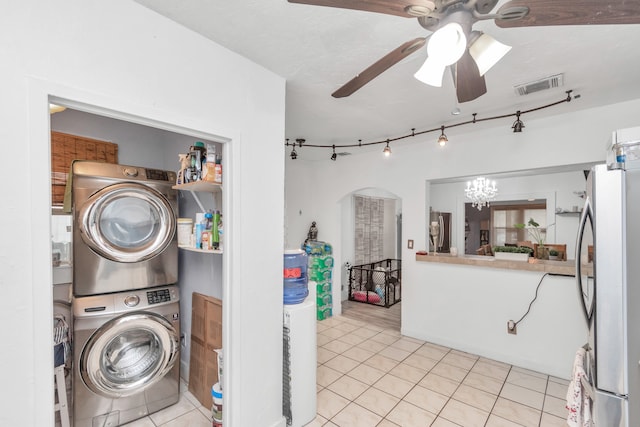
288 0 640 103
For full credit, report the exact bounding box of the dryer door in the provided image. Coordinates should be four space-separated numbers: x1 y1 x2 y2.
78 182 176 263
80 312 179 398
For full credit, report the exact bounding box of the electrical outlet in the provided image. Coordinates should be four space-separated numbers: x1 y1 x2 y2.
507 320 517 335
408 239 414 249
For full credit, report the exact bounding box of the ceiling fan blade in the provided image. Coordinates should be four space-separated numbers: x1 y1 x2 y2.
332 37 426 98
287 0 435 18
454 50 487 103
496 0 640 28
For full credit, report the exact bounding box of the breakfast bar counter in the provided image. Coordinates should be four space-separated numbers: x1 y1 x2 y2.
415 253 593 277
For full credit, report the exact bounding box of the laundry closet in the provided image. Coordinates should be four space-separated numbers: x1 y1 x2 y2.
50 108 224 426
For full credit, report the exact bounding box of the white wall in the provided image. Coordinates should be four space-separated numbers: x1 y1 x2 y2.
404 263 587 378
285 97 640 376
1 2 285 426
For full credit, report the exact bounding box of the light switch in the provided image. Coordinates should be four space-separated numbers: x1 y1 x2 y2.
407 239 414 249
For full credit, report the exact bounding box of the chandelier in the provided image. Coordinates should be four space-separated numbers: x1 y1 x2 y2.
465 177 497 210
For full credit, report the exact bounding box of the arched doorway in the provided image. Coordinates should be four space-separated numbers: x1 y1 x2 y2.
338 188 402 330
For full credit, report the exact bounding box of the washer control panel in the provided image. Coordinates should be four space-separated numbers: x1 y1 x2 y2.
147 288 173 305
74 285 179 317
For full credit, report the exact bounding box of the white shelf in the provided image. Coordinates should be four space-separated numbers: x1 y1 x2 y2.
556 210 582 216
172 180 222 193
179 246 222 254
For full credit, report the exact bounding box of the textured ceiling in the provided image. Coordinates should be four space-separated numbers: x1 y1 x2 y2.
135 0 640 159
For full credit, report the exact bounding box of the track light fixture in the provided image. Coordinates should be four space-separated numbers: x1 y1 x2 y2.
512 111 525 133
282 91 574 160
437 126 448 147
383 140 391 157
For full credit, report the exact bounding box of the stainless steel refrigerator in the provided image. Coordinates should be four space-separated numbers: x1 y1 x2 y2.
576 127 640 426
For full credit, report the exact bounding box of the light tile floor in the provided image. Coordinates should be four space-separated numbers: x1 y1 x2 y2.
308 315 570 427
122 313 571 427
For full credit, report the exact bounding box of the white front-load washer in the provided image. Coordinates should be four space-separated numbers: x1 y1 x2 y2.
72 285 180 427
72 161 178 296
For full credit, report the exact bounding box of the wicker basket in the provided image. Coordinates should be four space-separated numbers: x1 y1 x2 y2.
51 131 118 205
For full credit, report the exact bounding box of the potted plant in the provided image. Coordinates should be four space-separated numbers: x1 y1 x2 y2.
515 218 554 259
549 249 559 260
493 245 533 261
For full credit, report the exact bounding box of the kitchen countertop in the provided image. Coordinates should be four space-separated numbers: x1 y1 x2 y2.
415 253 593 276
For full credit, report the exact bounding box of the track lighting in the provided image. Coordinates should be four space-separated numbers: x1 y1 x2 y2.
383 140 391 157
512 111 525 133
282 91 575 160
437 126 448 147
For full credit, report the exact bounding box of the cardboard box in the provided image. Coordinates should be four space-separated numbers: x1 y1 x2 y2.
188 293 222 409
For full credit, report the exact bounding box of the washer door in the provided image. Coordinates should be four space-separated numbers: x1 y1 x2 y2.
80 312 179 398
78 182 176 263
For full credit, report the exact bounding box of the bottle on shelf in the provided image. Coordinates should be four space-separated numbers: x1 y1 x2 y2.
212 210 220 249
214 155 222 184
217 215 223 251
204 143 217 183
211 382 223 427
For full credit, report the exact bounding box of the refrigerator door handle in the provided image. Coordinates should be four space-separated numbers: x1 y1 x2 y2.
575 196 594 325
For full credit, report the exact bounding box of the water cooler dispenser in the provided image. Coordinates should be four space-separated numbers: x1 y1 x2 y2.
282 250 316 426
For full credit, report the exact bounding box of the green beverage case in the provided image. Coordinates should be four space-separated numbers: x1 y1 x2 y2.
316 292 332 307
309 269 331 282
314 281 331 294
309 255 334 270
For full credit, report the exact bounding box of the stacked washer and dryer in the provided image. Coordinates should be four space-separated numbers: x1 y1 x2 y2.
71 161 181 427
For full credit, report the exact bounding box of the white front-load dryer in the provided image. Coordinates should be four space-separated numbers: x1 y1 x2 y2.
72 285 180 427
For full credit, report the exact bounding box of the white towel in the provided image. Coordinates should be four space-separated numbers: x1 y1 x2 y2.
566 347 592 427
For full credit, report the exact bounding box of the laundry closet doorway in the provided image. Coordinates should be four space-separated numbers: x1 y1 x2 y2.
42 94 235 427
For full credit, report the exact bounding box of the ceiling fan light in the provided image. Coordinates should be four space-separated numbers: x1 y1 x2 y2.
469 33 511 76
427 22 467 66
414 57 445 87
